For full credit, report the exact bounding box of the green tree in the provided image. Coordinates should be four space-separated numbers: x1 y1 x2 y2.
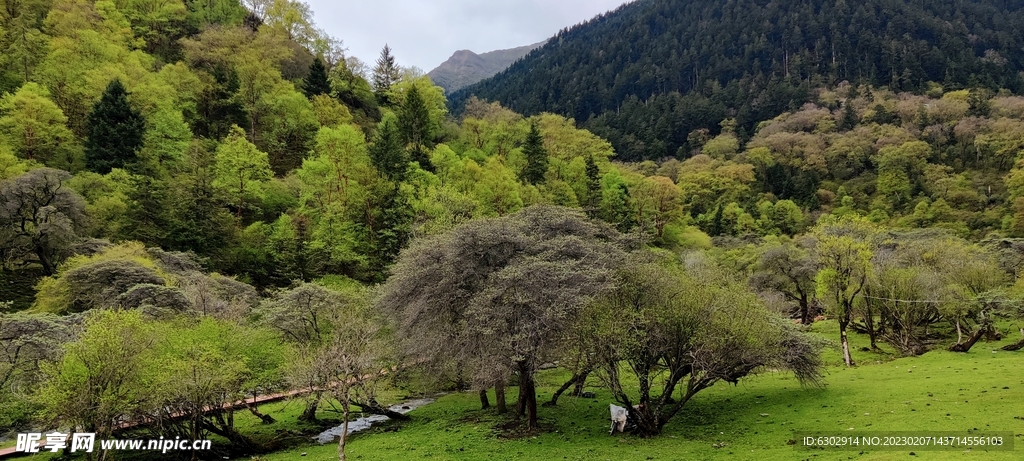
368 116 407 181
751 236 818 324
213 126 273 218
813 215 876 367
590 258 822 436
303 56 331 98
85 79 146 174
37 310 160 439
0 82 81 170
839 101 858 131
371 44 398 103
396 84 433 171
155 317 287 449
584 155 601 216
520 122 548 184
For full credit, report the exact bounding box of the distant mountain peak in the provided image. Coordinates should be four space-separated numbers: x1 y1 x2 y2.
428 41 546 94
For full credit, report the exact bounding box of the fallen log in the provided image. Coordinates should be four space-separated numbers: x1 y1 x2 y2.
1001 329 1024 351
948 324 989 353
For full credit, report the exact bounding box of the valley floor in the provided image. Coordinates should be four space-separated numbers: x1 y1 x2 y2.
231 320 1024 461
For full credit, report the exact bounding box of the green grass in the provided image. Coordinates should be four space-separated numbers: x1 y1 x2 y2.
231 322 1024 461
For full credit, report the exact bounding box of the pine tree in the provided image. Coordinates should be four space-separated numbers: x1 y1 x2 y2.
397 85 433 171
585 155 601 217
520 122 548 184
85 79 146 174
372 45 399 104
839 102 858 131
368 117 408 181
303 57 332 98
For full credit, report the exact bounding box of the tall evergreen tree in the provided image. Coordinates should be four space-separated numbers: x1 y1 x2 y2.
372 45 399 104
303 57 332 99
397 85 433 171
368 117 408 181
520 122 548 184
85 79 146 174
584 155 601 217
839 102 858 132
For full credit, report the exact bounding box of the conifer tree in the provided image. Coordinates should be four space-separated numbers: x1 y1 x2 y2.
520 122 548 184
85 79 146 174
372 45 399 104
368 117 407 181
303 57 332 99
839 102 858 131
585 155 601 216
397 85 433 171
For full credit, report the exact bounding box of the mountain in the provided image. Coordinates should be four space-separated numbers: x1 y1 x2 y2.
428 41 546 93
451 0 1024 161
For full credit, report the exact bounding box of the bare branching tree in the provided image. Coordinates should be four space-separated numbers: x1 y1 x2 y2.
0 168 87 274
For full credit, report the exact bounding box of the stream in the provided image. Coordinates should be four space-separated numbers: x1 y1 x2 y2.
314 398 436 444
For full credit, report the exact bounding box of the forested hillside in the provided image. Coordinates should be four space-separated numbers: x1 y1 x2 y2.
452 0 1024 160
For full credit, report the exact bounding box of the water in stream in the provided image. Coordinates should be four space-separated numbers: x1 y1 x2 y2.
314 398 436 444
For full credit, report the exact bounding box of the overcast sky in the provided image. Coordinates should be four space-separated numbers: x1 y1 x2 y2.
304 0 629 72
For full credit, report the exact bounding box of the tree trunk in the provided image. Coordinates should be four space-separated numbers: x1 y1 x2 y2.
523 377 538 430
352 400 410 421
840 319 855 367
299 397 320 422
798 294 810 325
245 401 276 424
495 380 507 414
338 399 349 461
479 389 490 410
515 382 526 417
517 362 539 430
545 374 578 407
863 307 878 350
572 371 589 397
949 324 989 352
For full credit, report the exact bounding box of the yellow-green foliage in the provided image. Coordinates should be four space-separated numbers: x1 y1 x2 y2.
32 242 174 313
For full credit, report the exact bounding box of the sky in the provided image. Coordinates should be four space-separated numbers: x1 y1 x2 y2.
303 0 629 72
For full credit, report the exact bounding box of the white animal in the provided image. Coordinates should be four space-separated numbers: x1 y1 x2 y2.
609 404 629 435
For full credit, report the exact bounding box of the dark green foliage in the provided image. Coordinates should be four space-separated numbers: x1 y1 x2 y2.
372 44 399 104
584 155 601 216
184 0 248 29
163 143 236 265
865 103 897 125
397 85 434 171
190 67 248 140
355 182 413 282
451 0 1024 160
839 102 858 131
368 118 408 182
303 57 332 99
333 60 381 125
520 122 548 184
85 79 146 174
968 88 993 117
